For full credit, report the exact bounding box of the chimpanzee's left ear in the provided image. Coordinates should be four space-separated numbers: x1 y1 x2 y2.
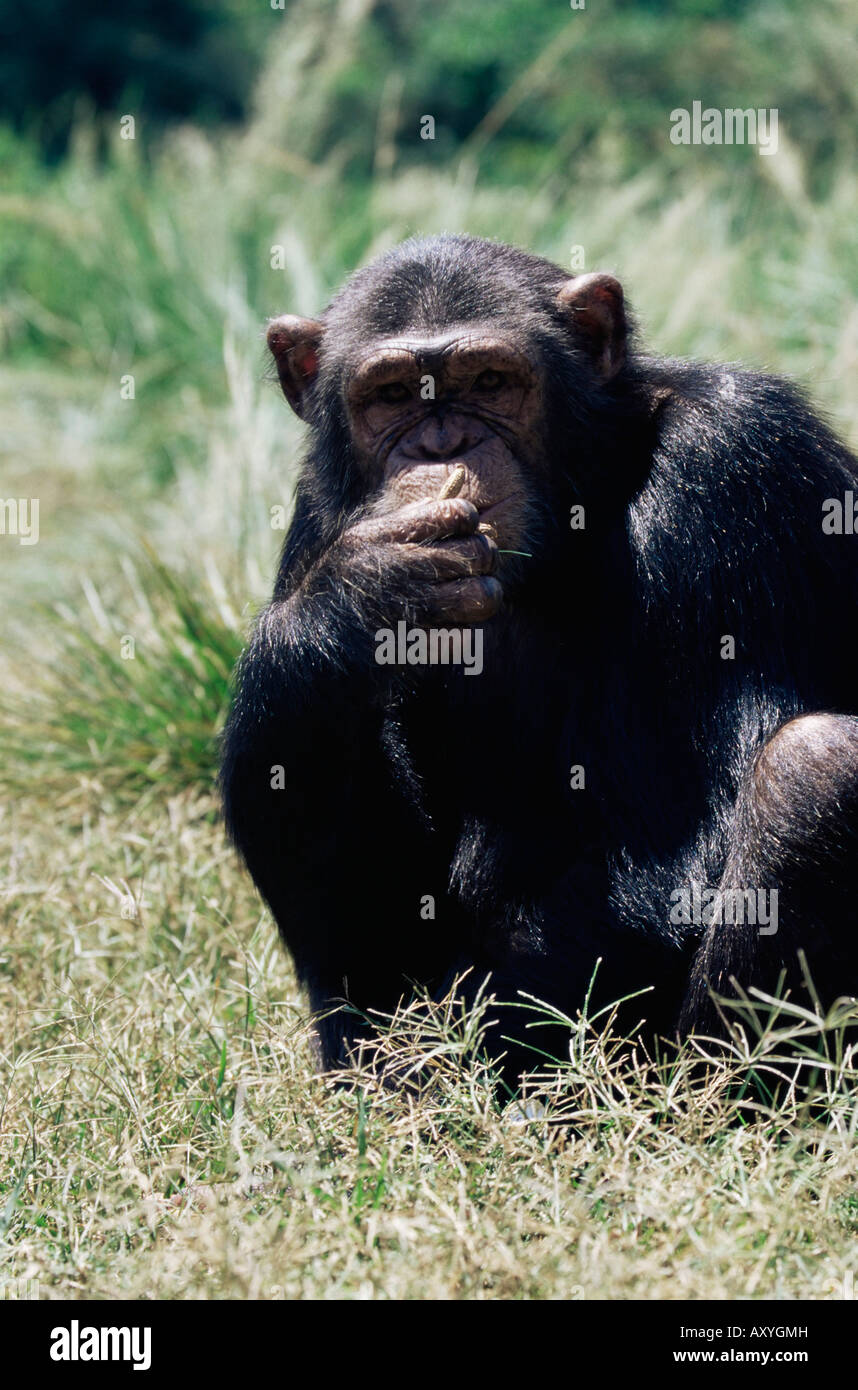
267 315 324 418
556 273 626 381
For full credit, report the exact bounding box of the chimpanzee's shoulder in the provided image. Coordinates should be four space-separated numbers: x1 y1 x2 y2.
638 355 852 478
640 355 812 414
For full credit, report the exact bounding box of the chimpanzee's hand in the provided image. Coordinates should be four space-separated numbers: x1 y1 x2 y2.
328 497 502 624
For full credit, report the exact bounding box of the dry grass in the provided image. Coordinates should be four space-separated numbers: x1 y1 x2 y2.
1 790 857 1300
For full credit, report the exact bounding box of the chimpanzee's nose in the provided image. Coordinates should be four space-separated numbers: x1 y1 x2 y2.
402 414 480 461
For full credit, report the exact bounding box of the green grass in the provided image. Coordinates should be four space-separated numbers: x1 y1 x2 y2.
1 0 857 1300
2 552 241 805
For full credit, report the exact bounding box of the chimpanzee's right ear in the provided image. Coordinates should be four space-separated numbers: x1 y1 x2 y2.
266 315 324 418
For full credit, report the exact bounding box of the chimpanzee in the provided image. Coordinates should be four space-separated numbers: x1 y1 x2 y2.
221 234 858 1084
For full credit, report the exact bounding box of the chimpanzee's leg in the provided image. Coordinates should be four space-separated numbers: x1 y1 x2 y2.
681 713 858 1035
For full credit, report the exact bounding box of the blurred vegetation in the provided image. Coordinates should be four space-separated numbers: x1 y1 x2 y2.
1 553 241 806
0 0 269 155
2 0 856 190
1 0 857 800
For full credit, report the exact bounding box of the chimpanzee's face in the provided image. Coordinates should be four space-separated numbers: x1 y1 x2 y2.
343 325 544 549
265 245 626 555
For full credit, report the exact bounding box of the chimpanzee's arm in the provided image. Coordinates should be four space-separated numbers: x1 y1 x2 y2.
628 363 858 1032
220 485 484 1063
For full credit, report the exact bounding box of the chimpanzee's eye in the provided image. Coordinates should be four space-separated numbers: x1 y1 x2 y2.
473 369 505 392
376 381 411 404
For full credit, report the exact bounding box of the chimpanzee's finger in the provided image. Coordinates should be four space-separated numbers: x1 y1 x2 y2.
426 576 503 623
416 533 498 579
356 498 479 546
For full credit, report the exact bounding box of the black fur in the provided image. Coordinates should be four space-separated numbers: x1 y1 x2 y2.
222 235 858 1082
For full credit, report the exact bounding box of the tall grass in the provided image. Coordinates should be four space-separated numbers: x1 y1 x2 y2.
2 553 241 806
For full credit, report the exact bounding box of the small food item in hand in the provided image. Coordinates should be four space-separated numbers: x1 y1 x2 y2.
438 463 467 500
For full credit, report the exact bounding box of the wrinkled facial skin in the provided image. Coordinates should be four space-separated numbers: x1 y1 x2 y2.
268 270 625 568
344 329 543 551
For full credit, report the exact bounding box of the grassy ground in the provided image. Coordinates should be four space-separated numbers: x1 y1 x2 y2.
2 3 858 1300
2 790 858 1299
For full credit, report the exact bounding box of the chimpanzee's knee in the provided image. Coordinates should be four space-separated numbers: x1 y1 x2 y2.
681 714 858 1037
747 713 858 863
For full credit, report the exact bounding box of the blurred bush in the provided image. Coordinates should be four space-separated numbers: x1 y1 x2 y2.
260 0 857 194
0 0 269 154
